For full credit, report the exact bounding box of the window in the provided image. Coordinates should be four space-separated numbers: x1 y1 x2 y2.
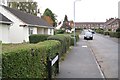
29 27 33 35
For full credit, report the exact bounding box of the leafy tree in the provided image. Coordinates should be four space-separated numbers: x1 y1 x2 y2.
43 8 57 27
8 1 38 15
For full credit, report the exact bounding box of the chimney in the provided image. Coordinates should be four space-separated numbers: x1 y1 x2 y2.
37 9 41 18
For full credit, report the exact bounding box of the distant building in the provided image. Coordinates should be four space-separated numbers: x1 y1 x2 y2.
75 22 105 29
105 18 120 32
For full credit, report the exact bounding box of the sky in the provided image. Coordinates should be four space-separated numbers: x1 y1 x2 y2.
34 0 120 22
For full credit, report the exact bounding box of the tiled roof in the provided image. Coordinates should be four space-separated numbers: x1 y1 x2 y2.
3 5 52 27
0 13 12 24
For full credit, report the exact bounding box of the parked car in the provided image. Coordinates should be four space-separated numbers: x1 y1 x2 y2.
84 31 93 40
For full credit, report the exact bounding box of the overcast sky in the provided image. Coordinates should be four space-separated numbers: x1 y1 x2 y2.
34 0 119 22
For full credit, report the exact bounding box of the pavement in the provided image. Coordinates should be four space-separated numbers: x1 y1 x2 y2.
56 34 103 78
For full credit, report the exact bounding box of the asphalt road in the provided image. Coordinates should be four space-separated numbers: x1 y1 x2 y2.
87 33 118 78
56 33 103 78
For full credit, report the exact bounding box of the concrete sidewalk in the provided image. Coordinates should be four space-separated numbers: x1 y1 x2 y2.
56 37 103 78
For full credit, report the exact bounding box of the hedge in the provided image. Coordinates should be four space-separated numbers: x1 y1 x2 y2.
109 32 120 38
47 34 71 55
2 40 61 78
55 29 65 34
70 33 80 42
29 34 50 43
104 31 109 35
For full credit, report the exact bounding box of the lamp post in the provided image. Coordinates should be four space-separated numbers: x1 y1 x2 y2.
73 0 81 46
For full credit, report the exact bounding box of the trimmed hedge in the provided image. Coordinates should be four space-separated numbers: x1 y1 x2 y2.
95 29 104 34
71 33 80 42
109 32 120 38
104 31 109 35
29 34 50 43
55 29 65 34
2 40 61 78
47 34 71 55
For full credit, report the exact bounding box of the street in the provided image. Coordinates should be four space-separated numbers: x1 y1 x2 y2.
87 33 118 78
56 32 118 78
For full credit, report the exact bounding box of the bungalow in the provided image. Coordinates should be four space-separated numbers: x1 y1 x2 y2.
0 13 12 43
0 5 54 43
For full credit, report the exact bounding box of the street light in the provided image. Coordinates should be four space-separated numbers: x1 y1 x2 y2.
73 0 81 46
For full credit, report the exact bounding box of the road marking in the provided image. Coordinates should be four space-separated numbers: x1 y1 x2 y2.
82 45 87 48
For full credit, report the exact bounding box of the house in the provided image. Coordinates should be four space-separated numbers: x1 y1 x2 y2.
105 18 120 32
0 13 12 43
42 16 54 26
75 22 105 29
0 5 54 43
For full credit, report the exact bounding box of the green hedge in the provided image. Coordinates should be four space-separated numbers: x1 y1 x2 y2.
104 31 110 35
55 29 65 34
70 33 80 42
95 29 104 34
2 40 61 78
29 34 50 43
47 34 71 55
109 32 120 38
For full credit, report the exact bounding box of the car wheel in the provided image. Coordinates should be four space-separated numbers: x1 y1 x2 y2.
84 37 86 40
91 37 93 40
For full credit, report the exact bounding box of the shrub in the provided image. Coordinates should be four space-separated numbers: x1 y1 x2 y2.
104 31 109 35
70 37 74 46
95 28 104 34
2 40 61 78
71 33 79 42
109 32 120 38
29 34 50 43
47 34 71 55
55 29 65 34
116 27 120 32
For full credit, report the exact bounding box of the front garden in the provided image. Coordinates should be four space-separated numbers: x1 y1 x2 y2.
2 33 80 78
95 28 120 38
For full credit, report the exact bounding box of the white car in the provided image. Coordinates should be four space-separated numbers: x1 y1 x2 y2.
84 31 93 40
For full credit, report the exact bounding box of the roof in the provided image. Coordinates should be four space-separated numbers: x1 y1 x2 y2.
42 16 54 26
0 13 12 24
75 22 105 24
3 5 53 27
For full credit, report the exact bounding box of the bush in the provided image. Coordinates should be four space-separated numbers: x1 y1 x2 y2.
104 31 109 35
95 28 104 34
109 32 120 38
70 37 74 46
29 34 50 43
71 33 79 42
55 29 65 34
47 34 71 55
116 27 120 32
2 40 61 78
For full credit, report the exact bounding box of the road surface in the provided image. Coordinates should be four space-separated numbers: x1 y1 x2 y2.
87 33 118 78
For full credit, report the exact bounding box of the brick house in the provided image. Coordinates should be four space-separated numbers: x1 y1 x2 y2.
75 22 105 29
105 18 120 32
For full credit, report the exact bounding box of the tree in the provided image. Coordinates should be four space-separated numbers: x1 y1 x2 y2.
116 27 120 32
64 15 68 22
43 8 57 27
8 1 38 15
